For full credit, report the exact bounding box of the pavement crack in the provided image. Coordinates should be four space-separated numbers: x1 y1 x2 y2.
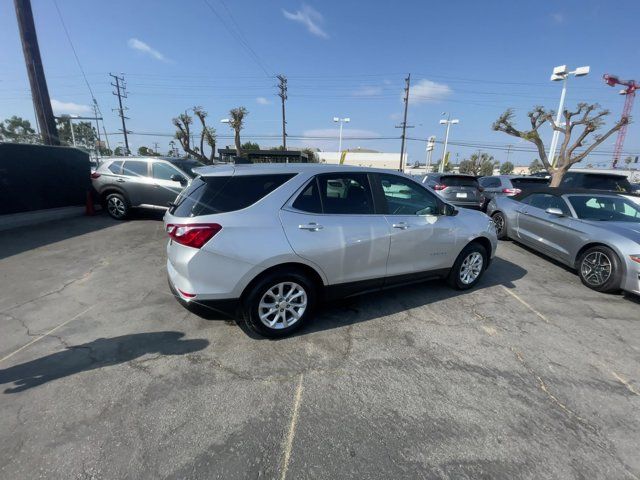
611 371 640 396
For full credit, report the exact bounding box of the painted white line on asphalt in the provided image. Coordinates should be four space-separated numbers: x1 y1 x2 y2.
0 305 95 364
501 286 550 324
281 373 304 480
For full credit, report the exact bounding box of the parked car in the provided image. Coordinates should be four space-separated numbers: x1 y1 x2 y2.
487 188 640 295
421 173 485 210
91 157 204 219
559 170 633 192
164 164 498 337
478 175 549 209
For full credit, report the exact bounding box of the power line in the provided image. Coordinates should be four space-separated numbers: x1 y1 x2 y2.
201 0 271 77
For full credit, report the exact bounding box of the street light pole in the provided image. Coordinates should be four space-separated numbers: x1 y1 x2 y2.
548 65 590 168
439 114 459 173
333 117 350 153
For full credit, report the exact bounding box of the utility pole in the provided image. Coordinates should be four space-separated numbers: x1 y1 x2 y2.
506 144 512 164
110 73 130 155
14 0 59 145
398 74 411 171
277 74 288 150
153 142 159 155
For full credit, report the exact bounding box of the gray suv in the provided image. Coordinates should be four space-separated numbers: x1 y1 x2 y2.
421 173 485 210
91 157 203 219
478 175 549 209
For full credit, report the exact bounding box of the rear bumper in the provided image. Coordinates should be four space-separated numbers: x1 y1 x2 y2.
167 274 239 317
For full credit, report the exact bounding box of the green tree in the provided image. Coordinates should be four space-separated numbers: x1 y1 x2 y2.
493 104 626 187
0 116 38 143
241 141 260 151
500 161 514 174
302 148 319 163
114 146 126 156
137 146 160 156
432 153 453 173
55 118 97 150
624 156 634 168
173 107 217 164
458 152 497 176
529 158 544 174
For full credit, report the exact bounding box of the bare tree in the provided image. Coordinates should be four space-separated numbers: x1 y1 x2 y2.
228 107 248 157
493 103 627 186
172 106 216 164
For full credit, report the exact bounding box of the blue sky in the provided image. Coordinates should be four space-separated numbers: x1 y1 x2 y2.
1 0 639 167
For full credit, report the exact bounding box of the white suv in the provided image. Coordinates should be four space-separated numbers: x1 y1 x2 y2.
164 164 497 337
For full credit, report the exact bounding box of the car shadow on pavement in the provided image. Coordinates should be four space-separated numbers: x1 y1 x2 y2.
226 256 527 340
0 331 208 394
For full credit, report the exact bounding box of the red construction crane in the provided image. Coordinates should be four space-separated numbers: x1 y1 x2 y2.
603 74 638 168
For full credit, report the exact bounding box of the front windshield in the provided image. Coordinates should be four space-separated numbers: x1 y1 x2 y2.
568 195 640 222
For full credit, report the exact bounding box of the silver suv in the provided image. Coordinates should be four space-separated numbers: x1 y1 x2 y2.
164 164 497 338
91 157 204 219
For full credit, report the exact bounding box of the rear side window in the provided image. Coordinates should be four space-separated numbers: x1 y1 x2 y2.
479 177 501 188
107 161 123 174
292 180 322 213
580 174 631 192
318 173 374 214
441 176 478 187
123 161 148 177
170 174 294 217
510 178 549 189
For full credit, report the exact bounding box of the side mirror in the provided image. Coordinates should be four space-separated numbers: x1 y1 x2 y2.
441 203 458 216
171 174 187 185
545 207 564 216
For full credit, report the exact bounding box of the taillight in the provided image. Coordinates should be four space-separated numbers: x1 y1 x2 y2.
90 172 101 179
502 188 521 196
166 223 222 248
434 184 446 191
178 288 196 298
630 255 640 264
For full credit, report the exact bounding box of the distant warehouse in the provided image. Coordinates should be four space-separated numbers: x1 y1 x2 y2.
318 149 407 170
218 148 309 164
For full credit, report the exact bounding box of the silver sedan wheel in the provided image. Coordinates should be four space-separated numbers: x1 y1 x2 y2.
107 196 126 218
492 214 505 236
459 252 483 285
581 251 612 286
258 282 307 330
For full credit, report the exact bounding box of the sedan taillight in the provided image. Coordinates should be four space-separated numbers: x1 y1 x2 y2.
90 172 101 179
166 223 222 249
434 184 447 191
502 188 521 196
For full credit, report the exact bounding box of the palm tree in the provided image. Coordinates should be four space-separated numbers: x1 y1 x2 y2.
229 107 248 157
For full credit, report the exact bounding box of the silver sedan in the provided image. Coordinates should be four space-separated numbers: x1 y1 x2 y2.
487 188 640 295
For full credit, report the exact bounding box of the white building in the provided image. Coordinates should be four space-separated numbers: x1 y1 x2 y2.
318 150 408 170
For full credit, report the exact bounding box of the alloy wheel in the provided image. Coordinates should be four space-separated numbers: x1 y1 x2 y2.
107 197 126 218
258 282 307 329
459 252 483 285
492 214 505 236
581 251 612 286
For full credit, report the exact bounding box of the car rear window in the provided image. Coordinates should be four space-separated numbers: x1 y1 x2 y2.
441 176 478 187
510 177 549 189
169 174 295 217
580 174 632 192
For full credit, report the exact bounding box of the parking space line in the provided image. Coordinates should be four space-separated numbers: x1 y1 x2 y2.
280 373 304 480
0 305 95 364
501 286 550 324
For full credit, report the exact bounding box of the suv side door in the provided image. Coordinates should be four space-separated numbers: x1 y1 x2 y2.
279 172 390 292
375 173 458 278
121 160 154 206
149 161 187 207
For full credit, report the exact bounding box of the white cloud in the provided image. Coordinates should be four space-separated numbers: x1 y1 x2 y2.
51 99 91 115
127 38 168 62
409 79 452 104
301 128 380 150
551 12 564 24
256 96 271 105
352 85 383 96
389 112 402 121
282 5 328 38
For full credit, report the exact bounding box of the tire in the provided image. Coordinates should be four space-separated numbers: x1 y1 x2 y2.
447 242 488 290
577 246 622 293
491 212 508 240
241 269 317 338
105 192 129 220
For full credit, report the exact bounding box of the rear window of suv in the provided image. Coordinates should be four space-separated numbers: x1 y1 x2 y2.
441 176 478 187
170 174 295 217
510 177 549 189
578 174 631 192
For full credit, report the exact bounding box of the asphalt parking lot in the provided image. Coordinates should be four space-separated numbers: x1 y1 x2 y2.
1 213 639 479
